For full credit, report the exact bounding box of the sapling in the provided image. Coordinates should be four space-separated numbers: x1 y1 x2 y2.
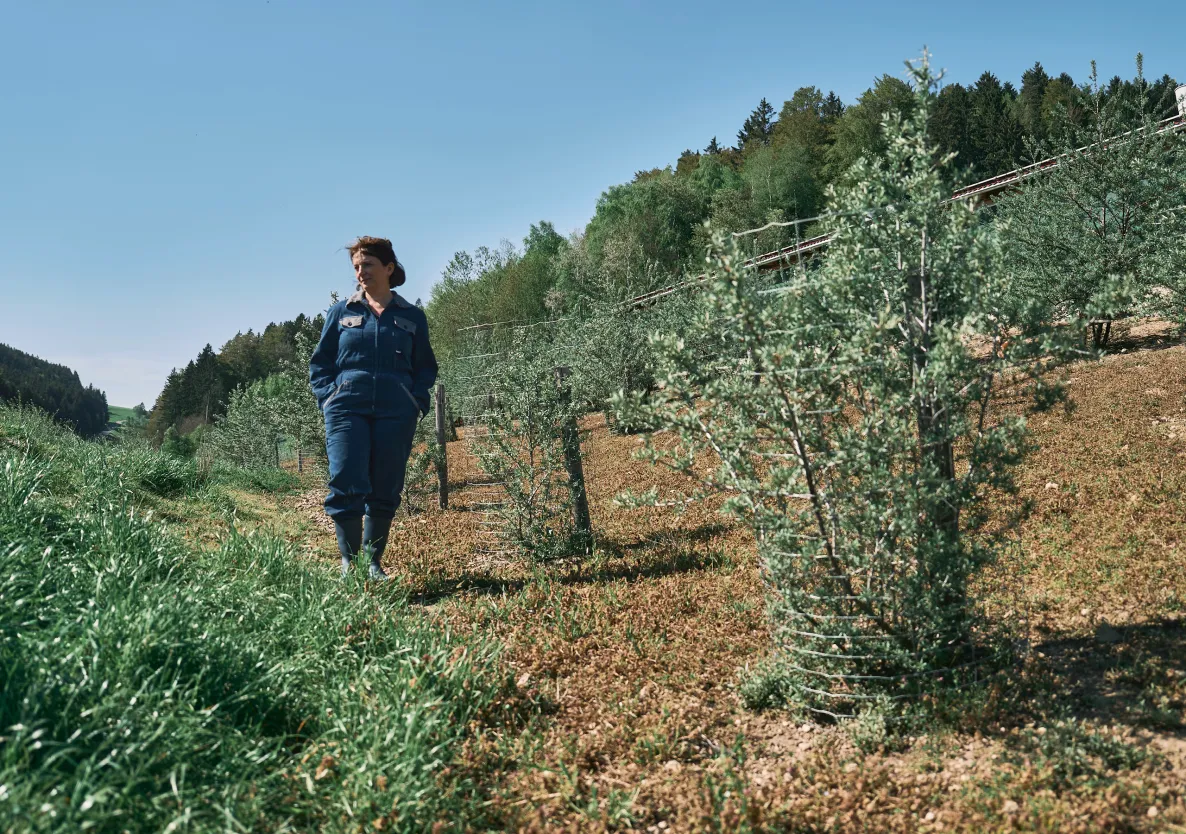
615 53 1075 716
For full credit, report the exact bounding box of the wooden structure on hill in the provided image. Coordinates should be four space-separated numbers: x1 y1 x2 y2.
627 111 1186 308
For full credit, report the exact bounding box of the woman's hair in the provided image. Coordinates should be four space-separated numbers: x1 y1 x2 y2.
346 236 406 287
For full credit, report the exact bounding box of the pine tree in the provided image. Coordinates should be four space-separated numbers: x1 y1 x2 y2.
704 136 722 155
970 71 1024 176
930 83 974 178
737 98 777 149
822 91 845 123
1018 62 1051 146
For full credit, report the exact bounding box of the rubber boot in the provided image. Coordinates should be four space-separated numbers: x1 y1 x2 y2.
363 515 393 581
334 517 362 577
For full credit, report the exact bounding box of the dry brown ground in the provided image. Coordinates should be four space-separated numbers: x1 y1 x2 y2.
262 325 1186 833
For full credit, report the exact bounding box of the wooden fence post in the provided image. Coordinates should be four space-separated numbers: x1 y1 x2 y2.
552 367 593 547
435 384 449 509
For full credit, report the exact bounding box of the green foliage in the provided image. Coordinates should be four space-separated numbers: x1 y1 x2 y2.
827 74 916 181
584 170 708 282
419 58 1173 352
997 56 1186 346
148 314 323 442
161 424 201 459
771 86 838 158
1006 719 1150 790
736 97 777 150
455 329 591 561
426 226 567 365
969 71 1025 176
614 54 1075 718
201 345 324 474
0 403 516 833
0 342 108 437
205 459 299 494
398 412 442 515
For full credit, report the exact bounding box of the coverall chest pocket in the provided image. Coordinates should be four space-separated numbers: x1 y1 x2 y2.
339 314 367 351
391 316 416 368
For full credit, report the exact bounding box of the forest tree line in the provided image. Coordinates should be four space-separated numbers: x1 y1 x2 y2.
425 61 1180 362
146 314 324 443
0 343 109 437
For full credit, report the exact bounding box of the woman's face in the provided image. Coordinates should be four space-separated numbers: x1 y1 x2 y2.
352 252 395 295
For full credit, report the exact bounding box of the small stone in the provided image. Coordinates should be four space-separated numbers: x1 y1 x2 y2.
663 759 680 771
1003 799 1020 814
1147 806 1159 818
924 810 936 821
516 672 531 688
1045 481 1060 490
1095 622 1122 644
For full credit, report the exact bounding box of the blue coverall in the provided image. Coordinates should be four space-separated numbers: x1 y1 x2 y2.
309 288 438 528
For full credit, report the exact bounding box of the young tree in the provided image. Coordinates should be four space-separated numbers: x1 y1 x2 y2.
457 327 592 560
997 56 1186 347
616 53 1072 716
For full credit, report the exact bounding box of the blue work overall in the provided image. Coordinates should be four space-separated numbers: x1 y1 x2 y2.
309 289 438 531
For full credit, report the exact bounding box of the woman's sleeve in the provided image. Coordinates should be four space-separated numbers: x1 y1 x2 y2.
309 306 341 409
410 314 438 415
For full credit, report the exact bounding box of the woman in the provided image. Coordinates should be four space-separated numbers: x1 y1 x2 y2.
309 236 437 579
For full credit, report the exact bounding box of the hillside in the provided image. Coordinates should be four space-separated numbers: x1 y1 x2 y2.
4 329 1184 832
0 342 108 437
107 404 136 423
259 326 1184 832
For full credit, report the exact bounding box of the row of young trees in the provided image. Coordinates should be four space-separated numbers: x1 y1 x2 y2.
0 343 109 437
425 59 1180 362
440 52 1186 714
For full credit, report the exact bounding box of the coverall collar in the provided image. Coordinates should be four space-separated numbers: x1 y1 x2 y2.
347 288 413 309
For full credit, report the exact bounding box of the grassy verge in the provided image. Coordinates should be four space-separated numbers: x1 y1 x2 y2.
0 404 526 833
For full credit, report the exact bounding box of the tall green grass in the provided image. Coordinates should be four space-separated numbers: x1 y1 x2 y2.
0 404 519 832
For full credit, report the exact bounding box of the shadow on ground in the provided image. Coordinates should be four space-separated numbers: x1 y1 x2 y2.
1034 618 1186 734
409 523 736 606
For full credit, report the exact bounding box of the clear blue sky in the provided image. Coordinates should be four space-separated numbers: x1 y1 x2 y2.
1 0 1180 407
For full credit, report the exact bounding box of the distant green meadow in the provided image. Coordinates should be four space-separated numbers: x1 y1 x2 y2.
106 404 136 423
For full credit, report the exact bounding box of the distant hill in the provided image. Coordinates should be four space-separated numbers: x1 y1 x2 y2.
0 343 109 437
108 405 136 424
